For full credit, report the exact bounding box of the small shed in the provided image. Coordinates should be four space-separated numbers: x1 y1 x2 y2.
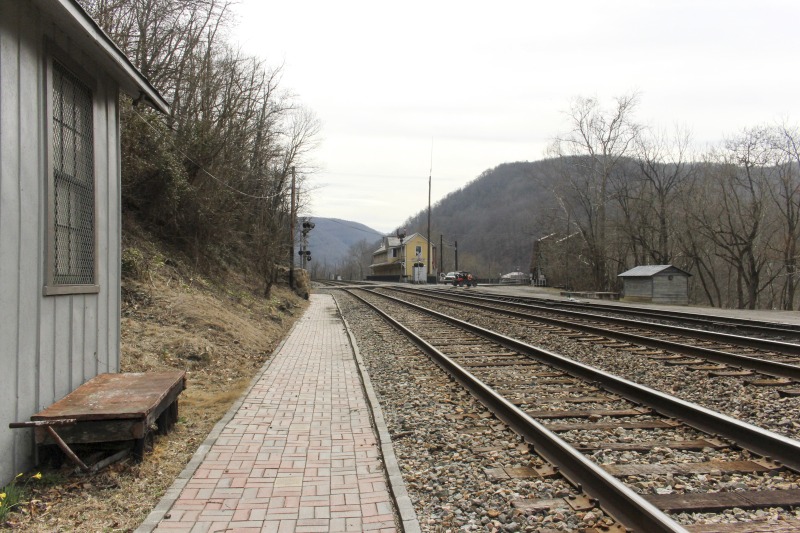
618 265 691 305
0 0 168 485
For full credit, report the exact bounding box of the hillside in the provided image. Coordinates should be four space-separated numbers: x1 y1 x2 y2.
403 161 560 277
0 223 308 531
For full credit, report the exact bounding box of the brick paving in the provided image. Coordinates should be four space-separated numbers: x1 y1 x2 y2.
140 294 404 533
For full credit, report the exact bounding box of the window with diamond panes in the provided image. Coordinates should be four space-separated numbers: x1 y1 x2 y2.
52 60 95 285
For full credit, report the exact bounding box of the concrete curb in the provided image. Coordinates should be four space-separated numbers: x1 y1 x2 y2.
334 296 422 533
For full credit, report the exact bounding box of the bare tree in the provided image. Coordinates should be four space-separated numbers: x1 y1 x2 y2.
549 94 642 290
767 124 800 309
689 128 777 309
80 0 320 292
626 125 697 264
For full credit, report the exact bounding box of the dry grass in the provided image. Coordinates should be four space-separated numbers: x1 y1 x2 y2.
1 243 307 531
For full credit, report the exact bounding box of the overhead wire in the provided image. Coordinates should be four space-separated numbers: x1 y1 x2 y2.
130 106 288 201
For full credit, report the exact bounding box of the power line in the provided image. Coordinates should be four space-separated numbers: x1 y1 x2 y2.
131 107 287 201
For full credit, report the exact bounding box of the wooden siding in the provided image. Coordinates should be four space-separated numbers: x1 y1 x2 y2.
652 273 689 305
622 278 653 300
621 272 689 305
0 0 121 484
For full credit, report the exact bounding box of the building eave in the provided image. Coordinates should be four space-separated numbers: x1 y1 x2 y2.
33 0 170 114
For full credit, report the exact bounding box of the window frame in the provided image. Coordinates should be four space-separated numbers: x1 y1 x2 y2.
43 44 100 296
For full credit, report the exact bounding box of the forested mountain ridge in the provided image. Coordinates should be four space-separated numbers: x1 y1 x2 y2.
301 218 383 275
400 141 800 311
402 161 559 278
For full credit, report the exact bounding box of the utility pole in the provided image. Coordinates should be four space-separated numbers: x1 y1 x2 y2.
439 234 443 278
289 166 295 289
454 240 458 271
427 173 431 284
397 228 406 282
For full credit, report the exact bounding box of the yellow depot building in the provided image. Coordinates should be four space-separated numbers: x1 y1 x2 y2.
369 232 437 283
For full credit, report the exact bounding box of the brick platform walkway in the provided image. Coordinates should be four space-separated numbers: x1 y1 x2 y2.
138 294 416 532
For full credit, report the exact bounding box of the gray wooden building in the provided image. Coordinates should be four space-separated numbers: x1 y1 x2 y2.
618 265 691 305
0 0 168 484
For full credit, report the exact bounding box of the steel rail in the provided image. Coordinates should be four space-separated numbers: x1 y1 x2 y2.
424 287 800 355
345 289 688 533
539 297 800 335
382 286 800 380
356 288 800 472
437 287 800 338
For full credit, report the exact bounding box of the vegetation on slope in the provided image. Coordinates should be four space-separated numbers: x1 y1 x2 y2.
0 222 307 530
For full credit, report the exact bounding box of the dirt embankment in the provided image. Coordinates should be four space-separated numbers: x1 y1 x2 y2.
2 237 307 531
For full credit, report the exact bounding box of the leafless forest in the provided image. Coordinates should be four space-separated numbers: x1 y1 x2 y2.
80 0 319 297
375 95 800 311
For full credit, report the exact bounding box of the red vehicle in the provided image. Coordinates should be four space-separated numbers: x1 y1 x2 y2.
453 271 477 287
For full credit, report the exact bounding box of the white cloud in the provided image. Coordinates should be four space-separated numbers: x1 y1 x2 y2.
232 0 800 232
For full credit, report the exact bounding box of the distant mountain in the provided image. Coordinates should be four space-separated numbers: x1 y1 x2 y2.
299 217 384 268
299 161 561 279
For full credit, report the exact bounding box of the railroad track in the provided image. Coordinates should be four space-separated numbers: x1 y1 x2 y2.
440 287 800 340
378 286 800 391
343 287 800 533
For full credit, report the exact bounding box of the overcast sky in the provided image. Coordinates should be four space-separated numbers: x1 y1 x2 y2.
231 0 800 234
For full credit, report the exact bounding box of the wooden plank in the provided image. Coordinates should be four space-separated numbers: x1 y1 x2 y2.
604 460 776 477
450 352 517 358
16 0 40 470
645 488 800 513
0 0 23 483
709 370 754 377
574 439 726 452
533 395 613 404
460 360 541 367
504 466 540 479
663 359 705 366
530 377 577 384
687 364 728 371
34 418 143 444
524 408 650 419
32 372 185 422
745 378 793 387
511 498 567 511
686 518 800 532
543 420 680 432
510 395 613 406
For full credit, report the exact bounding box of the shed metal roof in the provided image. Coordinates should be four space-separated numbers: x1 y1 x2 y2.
618 265 691 278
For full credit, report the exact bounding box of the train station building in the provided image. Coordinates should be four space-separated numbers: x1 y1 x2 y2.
369 232 437 283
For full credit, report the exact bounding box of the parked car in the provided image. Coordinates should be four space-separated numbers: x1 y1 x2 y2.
443 271 457 282
453 271 477 287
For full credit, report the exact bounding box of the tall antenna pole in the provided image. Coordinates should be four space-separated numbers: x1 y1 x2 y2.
427 139 433 283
